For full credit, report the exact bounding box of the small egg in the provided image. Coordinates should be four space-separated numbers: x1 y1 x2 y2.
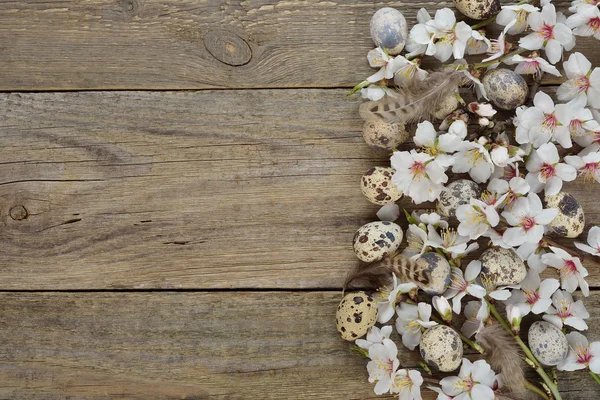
432 93 459 120
361 167 403 205
415 252 452 295
362 120 409 151
545 192 585 238
336 291 378 341
419 325 463 372
370 8 408 55
454 0 500 20
353 221 403 262
528 321 568 366
479 247 526 286
482 69 528 110
437 180 482 218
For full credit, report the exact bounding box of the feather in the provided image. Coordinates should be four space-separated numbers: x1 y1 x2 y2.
359 68 465 124
344 252 430 291
476 324 528 397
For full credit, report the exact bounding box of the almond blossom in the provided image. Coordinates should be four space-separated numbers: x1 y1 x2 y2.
377 274 419 323
439 359 497 400
566 4 600 40
367 338 400 394
356 325 393 350
519 4 574 64
517 240 549 272
557 52 600 108
395 302 438 350
461 300 489 338
543 289 590 330
377 204 401 222
420 8 473 62
506 270 559 316
405 8 434 57
575 225 600 256
525 142 577 195
452 138 495 183
432 295 452 322
566 151 600 182
515 91 572 148
426 226 478 259
391 150 449 204
443 261 487 313
484 175 530 210
558 332 600 373
456 198 500 240
502 192 559 246
496 4 540 34
413 121 462 168
504 54 561 76
402 224 429 260
541 246 590 296
366 48 408 84
391 369 424 400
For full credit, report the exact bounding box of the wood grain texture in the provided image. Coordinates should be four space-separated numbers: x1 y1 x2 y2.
0 291 597 399
1 88 600 289
0 0 592 90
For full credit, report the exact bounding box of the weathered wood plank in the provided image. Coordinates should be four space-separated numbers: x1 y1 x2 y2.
1 89 599 289
0 291 597 399
0 0 591 90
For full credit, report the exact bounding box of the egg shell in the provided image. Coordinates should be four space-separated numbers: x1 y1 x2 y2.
361 167 403 205
370 8 408 55
479 247 526 286
353 221 403 262
545 192 585 238
419 325 463 372
437 179 482 218
415 252 452 295
432 93 459 120
454 0 500 20
528 321 568 366
482 69 528 110
362 120 409 151
336 292 378 341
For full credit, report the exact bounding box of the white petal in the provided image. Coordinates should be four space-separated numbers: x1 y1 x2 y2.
544 39 563 65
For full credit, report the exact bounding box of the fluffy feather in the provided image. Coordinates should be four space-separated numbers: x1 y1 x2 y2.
476 324 528 397
344 252 430 291
359 68 465 124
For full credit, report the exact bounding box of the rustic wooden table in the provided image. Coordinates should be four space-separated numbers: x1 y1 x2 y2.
0 0 598 398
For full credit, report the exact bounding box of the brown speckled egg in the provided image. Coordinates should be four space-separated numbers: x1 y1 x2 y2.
437 180 482 218
528 321 568 366
419 325 463 372
454 0 500 20
545 192 585 238
362 120 409 151
361 167 403 205
479 247 526 286
336 291 378 341
415 252 452 295
482 69 528 110
370 8 408 55
353 221 403 262
432 93 459 120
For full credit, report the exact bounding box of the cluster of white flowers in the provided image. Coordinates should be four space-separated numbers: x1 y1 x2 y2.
348 1 600 399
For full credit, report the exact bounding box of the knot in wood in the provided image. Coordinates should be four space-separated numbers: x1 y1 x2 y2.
9 205 28 221
118 0 141 16
204 30 252 67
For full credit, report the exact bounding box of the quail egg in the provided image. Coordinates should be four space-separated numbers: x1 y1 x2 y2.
336 291 378 341
454 0 500 20
362 120 409 151
361 167 403 205
528 321 569 366
545 192 585 238
415 252 452 295
370 8 408 55
420 325 463 372
437 180 482 218
479 247 527 286
482 69 528 110
432 93 459 120
353 221 403 262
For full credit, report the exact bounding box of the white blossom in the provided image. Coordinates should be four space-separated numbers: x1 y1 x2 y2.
461 300 489 338
376 274 419 323
443 261 487 314
519 5 574 64
502 192 558 246
456 198 500 240
395 302 437 350
496 4 540 34
558 332 600 373
377 204 401 222
565 151 600 182
426 226 477 259
516 91 572 148
432 295 453 322
504 54 561 76
506 270 559 316
543 290 590 330
566 4 600 40
413 121 461 167
391 150 448 204
391 369 424 400
517 241 548 272
356 326 393 350
557 52 600 108
525 142 577 195
412 8 472 62
575 225 600 256
439 359 496 400
452 139 495 183
367 339 400 394
541 246 590 296
402 224 429 260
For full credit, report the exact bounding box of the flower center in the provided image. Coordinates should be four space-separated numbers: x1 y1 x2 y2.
542 113 558 131
410 161 426 177
539 24 554 41
523 60 541 75
524 289 540 304
570 119 584 136
583 162 599 182
450 270 468 292
539 163 556 180
574 75 591 93
589 17 600 32
562 260 579 277
573 345 592 364
557 299 574 318
441 229 458 247
521 216 536 231
407 320 422 333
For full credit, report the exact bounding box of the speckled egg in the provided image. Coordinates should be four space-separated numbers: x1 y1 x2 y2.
362 120 409 151
437 180 482 218
353 221 403 262
415 252 452 295
336 291 378 341
482 69 528 110
420 325 463 372
479 247 526 286
528 321 569 366
545 192 585 238
360 167 403 205
432 93 459 120
454 0 500 20
370 8 408 55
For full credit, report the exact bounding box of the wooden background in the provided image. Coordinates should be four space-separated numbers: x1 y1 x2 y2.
0 0 598 398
